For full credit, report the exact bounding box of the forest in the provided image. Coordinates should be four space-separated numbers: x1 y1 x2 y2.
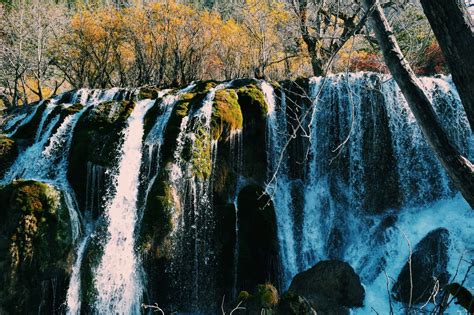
0 0 473 314
0 0 451 106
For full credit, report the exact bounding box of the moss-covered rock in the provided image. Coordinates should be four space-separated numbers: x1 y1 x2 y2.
392 228 450 305
0 180 72 314
235 84 268 184
139 170 179 259
211 89 243 141
62 103 84 116
160 93 195 163
191 80 218 94
138 86 161 100
68 100 135 215
288 260 365 314
143 99 164 139
0 135 18 178
79 222 107 311
237 85 268 118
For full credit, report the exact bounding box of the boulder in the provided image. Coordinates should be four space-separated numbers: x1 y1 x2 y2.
288 260 365 314
276 292 317 315
392 228 450 305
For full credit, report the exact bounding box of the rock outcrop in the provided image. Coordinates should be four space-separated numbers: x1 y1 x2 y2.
392 228 451 305
288 260 365 314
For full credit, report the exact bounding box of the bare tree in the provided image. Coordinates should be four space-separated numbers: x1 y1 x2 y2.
289 0 371 76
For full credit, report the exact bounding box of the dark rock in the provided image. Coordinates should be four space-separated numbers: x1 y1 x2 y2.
392 228 451 305
446 283 474 313
276 292 316 315
236 185 280 293
288 260 365 314
55 89 78 104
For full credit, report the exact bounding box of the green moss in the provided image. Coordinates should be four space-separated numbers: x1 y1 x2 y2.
238 290 251 301
0 135 18 177
211 89 243 140
0 180 72 313
257 283 279 309
139 170 176 259
138 86 161 100
190 125 212 180
191 80 218 94
10 180 59 215
237 85 268 118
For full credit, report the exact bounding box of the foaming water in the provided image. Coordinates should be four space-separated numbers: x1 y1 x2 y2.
92 99 155 314
351 195 473 314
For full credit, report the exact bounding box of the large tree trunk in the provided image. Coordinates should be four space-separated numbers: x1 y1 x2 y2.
420 0 474 132
361 0 474 208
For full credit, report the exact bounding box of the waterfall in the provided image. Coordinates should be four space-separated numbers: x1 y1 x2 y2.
1 73 472 314
296 73 473 313
262 81 298 288
6 101 41 137
166 83 230 310
92 99 155 314
230 129 244 298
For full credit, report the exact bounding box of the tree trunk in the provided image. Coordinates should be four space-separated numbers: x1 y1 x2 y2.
308 46 325 77
420 0 474 132
361 0 474 209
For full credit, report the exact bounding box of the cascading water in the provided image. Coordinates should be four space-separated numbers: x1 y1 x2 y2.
261 81 298 288
1 73 472 314
295 73 473 313
91 99 155 314
5 100 41 137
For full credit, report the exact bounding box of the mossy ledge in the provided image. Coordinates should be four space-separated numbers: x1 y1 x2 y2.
0 180 72 314
236 84 268 118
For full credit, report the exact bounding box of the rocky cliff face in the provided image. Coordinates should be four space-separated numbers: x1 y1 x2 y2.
0 73 472 314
